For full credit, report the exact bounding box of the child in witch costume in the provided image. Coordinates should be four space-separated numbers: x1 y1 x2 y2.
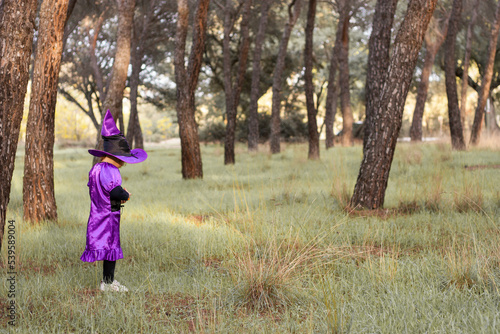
81 110 147 292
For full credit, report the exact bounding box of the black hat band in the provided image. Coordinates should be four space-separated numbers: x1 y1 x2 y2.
103 134 132 157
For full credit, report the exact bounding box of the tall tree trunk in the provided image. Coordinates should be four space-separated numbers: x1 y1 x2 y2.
133 114 144 148
247 0 270 152
223 0 251 164
222 0 236 165
304 0 319 159
350 0 438 210
89 12 108 103
232 0 252 115
127 45 145 149
444 0 465 150
174 0 210 179
364 0 398 150
486 95 500 134
470 0 500 145
103 0 135 117
0 0 38 249
118 113 125 132
324 2 345 150
338 0 353 146
127 2 154 150
92 0 136 165
459 0 479 132
270 0 303 154
324 73 339 149
410 17 448 142
409 44 440 141
61 0 78 50
23 0 70 223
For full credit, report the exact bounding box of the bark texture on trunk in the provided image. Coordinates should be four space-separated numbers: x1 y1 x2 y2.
459 0 479 130
224 0 252 164
409 45 440 141
350 0 437 210
409 16 448 141
247 0 270 152
174 0 210 178
232 0 251 122
103 0 135 117
324 1 345 150
444 0 465 150
127 44 145 149
62 0 79 54
270 0 302 154
23 0 70 223
486 96 500 133
304 0 319 160
126 2 155 150
338 0 353 146
470 0 500 145
364 0 398 150
0 0 38 248
89 13 108 103
222 0 236 165
93 0 136 164
324 74 339 149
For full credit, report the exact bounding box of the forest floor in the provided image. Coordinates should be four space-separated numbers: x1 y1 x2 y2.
1 141 500 333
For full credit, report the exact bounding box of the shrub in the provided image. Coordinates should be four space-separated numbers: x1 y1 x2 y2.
280 113 308 143
199 113 309 144
199 121 226 143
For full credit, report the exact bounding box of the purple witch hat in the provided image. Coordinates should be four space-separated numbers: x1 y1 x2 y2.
88 110 147 164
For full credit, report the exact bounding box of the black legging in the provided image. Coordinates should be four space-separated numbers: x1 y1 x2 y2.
103 260 116 284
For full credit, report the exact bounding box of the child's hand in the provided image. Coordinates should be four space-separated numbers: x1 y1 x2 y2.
122 188 131 203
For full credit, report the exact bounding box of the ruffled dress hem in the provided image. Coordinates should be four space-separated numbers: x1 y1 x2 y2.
80 248 124 262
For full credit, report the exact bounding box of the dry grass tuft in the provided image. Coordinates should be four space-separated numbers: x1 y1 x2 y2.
434 142 452 162
443 245 477 289
453 183 484 213
399 145 423 165
331 180 352 211
229 237 320 312
347 208 395 220
397 200 421 215
475 134 500 150
318 275 351 333
442 241 499 292
186 214 213 226
324 244 402 264
423 173 443 212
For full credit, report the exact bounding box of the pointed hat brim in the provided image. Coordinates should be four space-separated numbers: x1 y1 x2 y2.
88 148 148 164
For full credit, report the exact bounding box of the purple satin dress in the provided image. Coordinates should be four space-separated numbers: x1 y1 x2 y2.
80 162 124 262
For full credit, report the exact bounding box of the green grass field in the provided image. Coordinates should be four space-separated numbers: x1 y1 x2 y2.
2 141 500 333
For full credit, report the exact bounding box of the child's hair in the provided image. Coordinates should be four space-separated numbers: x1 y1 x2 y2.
100 155 125 167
